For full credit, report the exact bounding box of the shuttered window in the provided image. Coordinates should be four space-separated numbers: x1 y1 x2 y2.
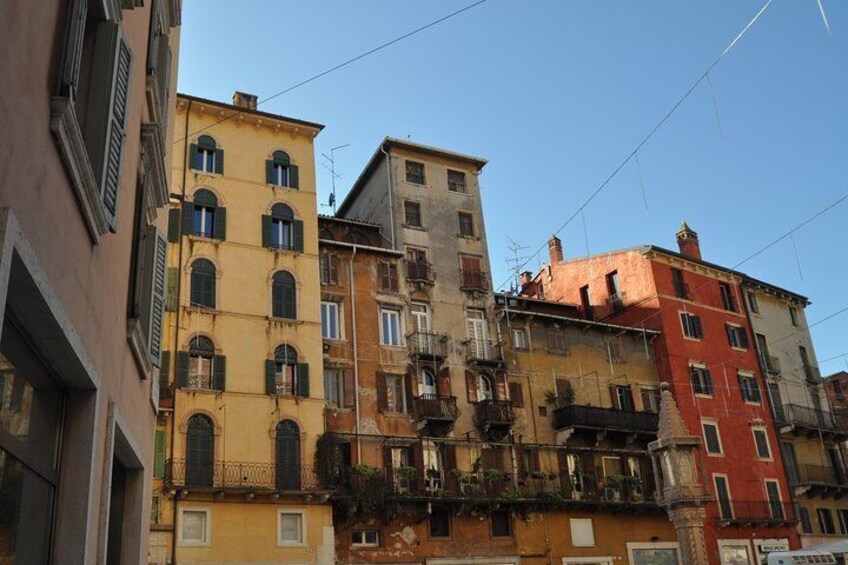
266 151 299 188
263 203 303 252
726 324 749 349
324 369 342 407
680 312 704 339
178 336 225 392
752 427 771 459
184 189 226 240
702 421 723 455
272 271 297 319
690 365 713 396
320 253 339 285
190 259 216 309
191 135 222 174
185 415 214 487
141 227 167 365
275 420 301 490
266 345 309 398
379 262 399 293
153 428 166 478
739 374 762 403
509 382 524 408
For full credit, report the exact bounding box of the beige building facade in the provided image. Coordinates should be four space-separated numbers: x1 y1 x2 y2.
0 0 181 563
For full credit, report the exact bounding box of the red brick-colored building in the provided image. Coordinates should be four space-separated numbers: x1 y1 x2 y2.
824 372 848 411
519 224 799 564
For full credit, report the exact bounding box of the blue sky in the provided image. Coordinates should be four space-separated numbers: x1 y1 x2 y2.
177 1 847 369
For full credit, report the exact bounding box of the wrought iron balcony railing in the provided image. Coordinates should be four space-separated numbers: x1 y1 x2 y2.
474 399 515 427
460 269 489 292
804 364 822 383
405 261 434 283
713 500 796 525
606 292 627 313
413 394 459 422
790 464 848 488
775 403 848 436
552 404 659 435
408 331 449 359
465 338 503 364
164 459 321 492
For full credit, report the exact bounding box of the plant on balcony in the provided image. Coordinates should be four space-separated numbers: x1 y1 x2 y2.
545 390 558 404
483 468 505 483
561 387 576 406
397 466 418 482
314 433 347 489
605 474 627 502
502 488 521 502
528 471 548 480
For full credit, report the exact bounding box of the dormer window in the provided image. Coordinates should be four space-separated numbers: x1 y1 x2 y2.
266 151 299 189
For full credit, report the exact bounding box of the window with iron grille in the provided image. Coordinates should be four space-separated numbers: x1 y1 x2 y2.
405 161 425 184
404 200 422 228
457 212 475 238
447 170 466 193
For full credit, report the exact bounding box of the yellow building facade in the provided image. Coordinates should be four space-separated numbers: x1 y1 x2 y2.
149 92 333 565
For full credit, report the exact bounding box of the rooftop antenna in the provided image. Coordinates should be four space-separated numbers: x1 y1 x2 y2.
320 143 350 214
504 236 530 294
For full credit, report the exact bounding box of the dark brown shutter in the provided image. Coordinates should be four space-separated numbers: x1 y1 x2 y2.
404 373 414 413
343 368 355 408
443 445 457 471
582 452 597 495
383 445 393 483
212 355 226 391
437 367 452 397
465 370 478 403
739 326 749 348
609 385 620 409
725 324 734 346
516 447 526 477
509 382 524 408
556 378 570 396
413 442 425 488
376 373 388 411
693 315 704 339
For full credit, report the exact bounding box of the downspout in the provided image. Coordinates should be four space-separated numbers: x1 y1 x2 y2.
349 247 362 463
380 144 396 250
170 98 191 565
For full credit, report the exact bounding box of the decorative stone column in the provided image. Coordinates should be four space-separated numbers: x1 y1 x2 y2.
648 383 710 565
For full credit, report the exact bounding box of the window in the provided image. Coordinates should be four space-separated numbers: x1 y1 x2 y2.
384 374 407 413
713 475 733 520
579 285 593 320
680 312 704 339
789 306 799 327
193 135 220 174
491 510 512 537
764 479 784 519
606 271 620 297
352 530 379 547
150 496 161 525
610 385 635 411
187 336 215 390
179 508 211 546
818 508 836 534
277 511 305 546
538 406 548 417
190 259 216 309
718 541 751 565
689 364 713 396
739 373 761 403
511 327 528 350
379 262 399 292
404 200 422 228
747 292 760 313
188 189 224 239
447 170 466 193
671 268 688 298
380 307 402 346
606 340 624 365
263 203 304 252
509 382 525 408
457 212 475 238
838 509 848 534
628 543 681 565
272 271 297 319
752 427 771 459
547 329 568 354
320 253 339 285
640 387 660 413
406 247 430 281
429 509 451 538
324 369 342 407
405 161 425 184
799 507 813 533
702 421 723 455
268 345 307 397
726 324 748 349
719 282 737 312
410 302 431 334
267 151 299 188
460 254 486 290
321 301 341 339
276 420 302 490
477 373 495 401
569 518 595 547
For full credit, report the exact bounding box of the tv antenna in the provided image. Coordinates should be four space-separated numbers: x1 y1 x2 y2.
504 236 531 294
320 143 350 213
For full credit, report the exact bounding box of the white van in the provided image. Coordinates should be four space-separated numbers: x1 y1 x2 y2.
767 550 836 565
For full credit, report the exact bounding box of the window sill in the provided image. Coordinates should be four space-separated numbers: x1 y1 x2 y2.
706 453 725 458
191 169 221 179
381 412 413 419
457 234 480 241
694 393 714 400
185 305 219 315
405 180 427 187
277 542 307 549
269 183 299 191
682 336 703 342
731 346 748 352
403 224 427 232
379 344 406 350
744 400 762 406
268 246 301 255
127 318 152 378
268 316 303 325
323 338 346 344
50 96 107 243
181 387 222 395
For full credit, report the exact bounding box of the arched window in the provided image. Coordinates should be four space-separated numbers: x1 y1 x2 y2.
265 345 309 398
190 259 216 309
192 189 217 238
263 203 303 252
194 135 218 173
421 368 437 397
478 373 494 401
188 336 215 389
272 271 296 319
275 420 301 490
266 151 299 189
185 414 214 487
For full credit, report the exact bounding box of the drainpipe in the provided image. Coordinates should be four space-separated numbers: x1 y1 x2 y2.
380 144 396 250
349 247 362 463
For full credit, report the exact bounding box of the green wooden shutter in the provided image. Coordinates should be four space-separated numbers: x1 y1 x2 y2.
214 149 224 174
181 201 194 235
176 351 189 387
283 281 296 319
214 207 226 241
266 160 275 184
147 229 167 365
189 143 199 170
265 360 276 395
739 327 749 348
289 165 299 189
293 220 304 252
165 267 178 311
160 351 171 383
693 315 703 339
153 429 166 478
297 364 309 397
262 215 272 248
704 369 714 395
167 208 180 242
725 324 734 347
213 355 226 391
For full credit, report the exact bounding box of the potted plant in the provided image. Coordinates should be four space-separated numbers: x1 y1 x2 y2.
545 390 558 404
605 474 627 502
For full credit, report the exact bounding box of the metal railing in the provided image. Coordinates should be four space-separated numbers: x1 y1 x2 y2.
408 331 448 358
474 399 515 427
413 394 459 422
804 364 822 383
775 403 848 434
552 405 659 434
763 355 781 375
791 464 848 487
164 459 321 491
405 260 434 282
607 292 627 313
465 338 503 363
460 269 489 292
713 500 796 524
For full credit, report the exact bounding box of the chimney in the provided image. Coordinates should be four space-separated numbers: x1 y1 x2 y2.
232 91 258 110
675 221 701 261
548 235 563 264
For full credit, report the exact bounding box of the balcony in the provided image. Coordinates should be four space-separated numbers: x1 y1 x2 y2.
164 459 322 493
804 364 822 383
405 261 434 283
460 269 489 292
413 394 459 423
474 400 515 439
762 355 781 375
552 405 659 436
465 338 503 365
714 500 797 527
607 292 627 313
775 404 848 439
790 464 848 498
408 331 449 360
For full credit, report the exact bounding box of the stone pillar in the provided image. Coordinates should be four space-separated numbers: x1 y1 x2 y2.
667 506 709 565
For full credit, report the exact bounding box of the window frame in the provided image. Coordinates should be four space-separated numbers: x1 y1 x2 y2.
713 474 734 521
739 372 761 404
178 506 212 547
751 426 772 460
747 291 760 313
702 420 724 456
679 311 703 340
689 363 713 397
490 509 512 538
321 301 342 340
818 508 836 534
799 506 813 533
379 306 403 347
719 282 737 312
351 530 380 547
447 169 467 193
323 369 342 408
457 211 475 238
276 509 307 547
405 160 425 185
511 327 529 350
384 374 407 413
403 200 422 228
726 323 748 350
838 508 848 535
